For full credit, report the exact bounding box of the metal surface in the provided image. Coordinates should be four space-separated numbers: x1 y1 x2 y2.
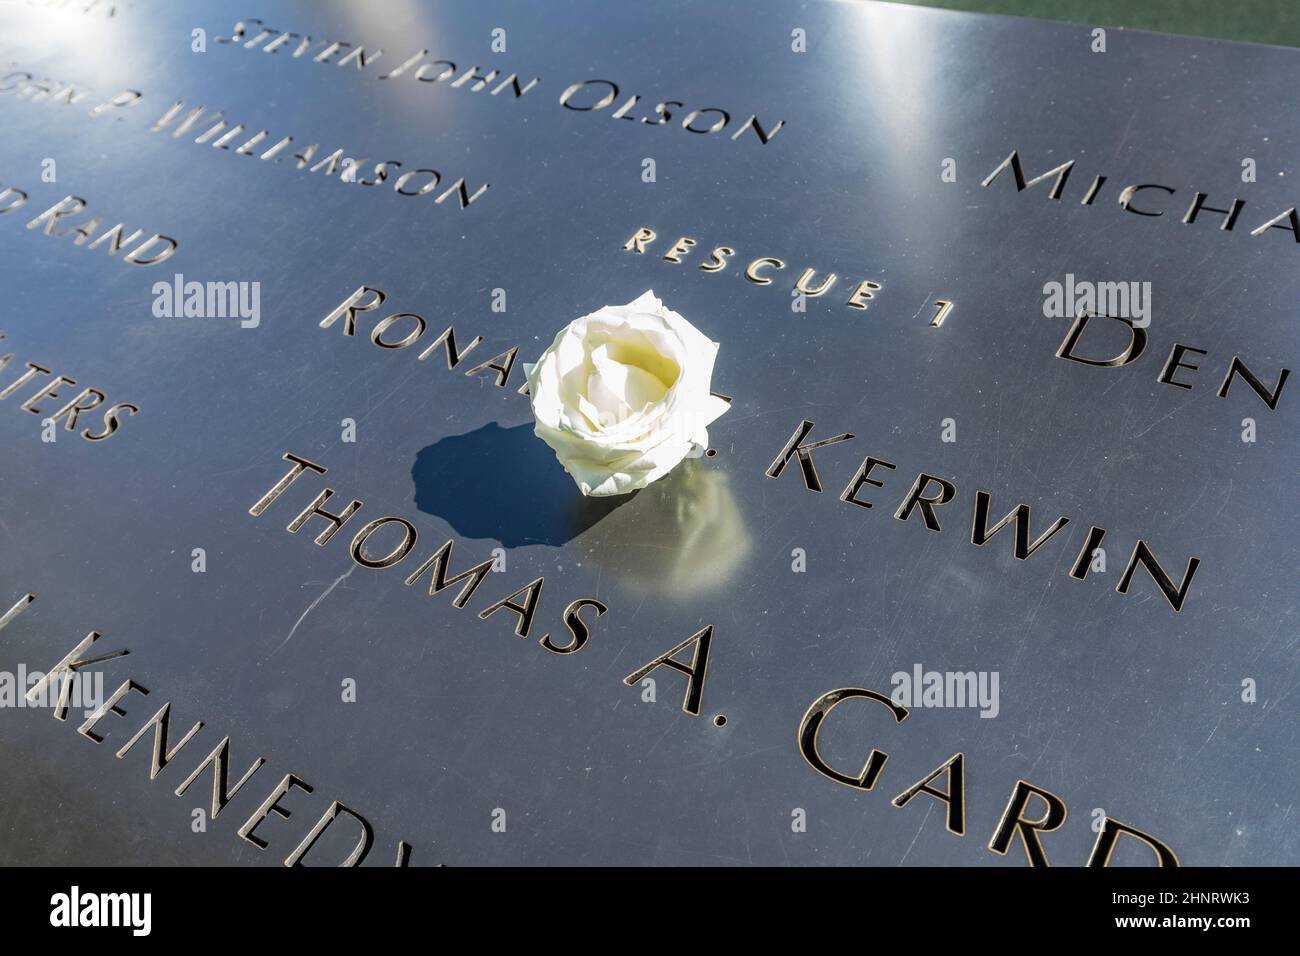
0 0 1295 866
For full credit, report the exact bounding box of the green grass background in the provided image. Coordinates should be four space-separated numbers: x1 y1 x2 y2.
895 0 1300 47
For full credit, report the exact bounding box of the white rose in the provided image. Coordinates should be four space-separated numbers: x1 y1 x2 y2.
523 291 730 497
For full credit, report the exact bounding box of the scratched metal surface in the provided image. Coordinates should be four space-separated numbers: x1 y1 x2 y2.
0 0 1295 866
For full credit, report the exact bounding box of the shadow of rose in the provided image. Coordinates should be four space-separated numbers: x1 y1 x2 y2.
411 421 752 598
411 421 626 547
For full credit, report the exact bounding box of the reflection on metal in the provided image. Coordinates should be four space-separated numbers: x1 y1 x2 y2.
586 463 752 599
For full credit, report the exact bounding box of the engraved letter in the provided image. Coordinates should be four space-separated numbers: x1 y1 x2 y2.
1055 310 1147 368
173 737 266 819
980 151 1074 200
891 752 966 835
622 625 715 716
249 453 328 517
765 419 855 493
970 492 1070 559
284 801 375 868
988 779 1068 867
1087 817 1179 867
797 687 908 790
1116 540 1200 613
894 473 957 531
238 773 313 851
320 285 386 336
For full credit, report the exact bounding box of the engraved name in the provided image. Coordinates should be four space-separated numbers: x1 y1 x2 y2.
1054 310 1290 411
248 453 605 656
984 149 1300 244
247 452 726 720
798 686 1178 866
150 100 488 209
0 593 413 867
217 18 540 103
0 68 489 211
0 332 139 442
214 19 784 146
0 187 177 266
767 419 1202 613
320 285 522 391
